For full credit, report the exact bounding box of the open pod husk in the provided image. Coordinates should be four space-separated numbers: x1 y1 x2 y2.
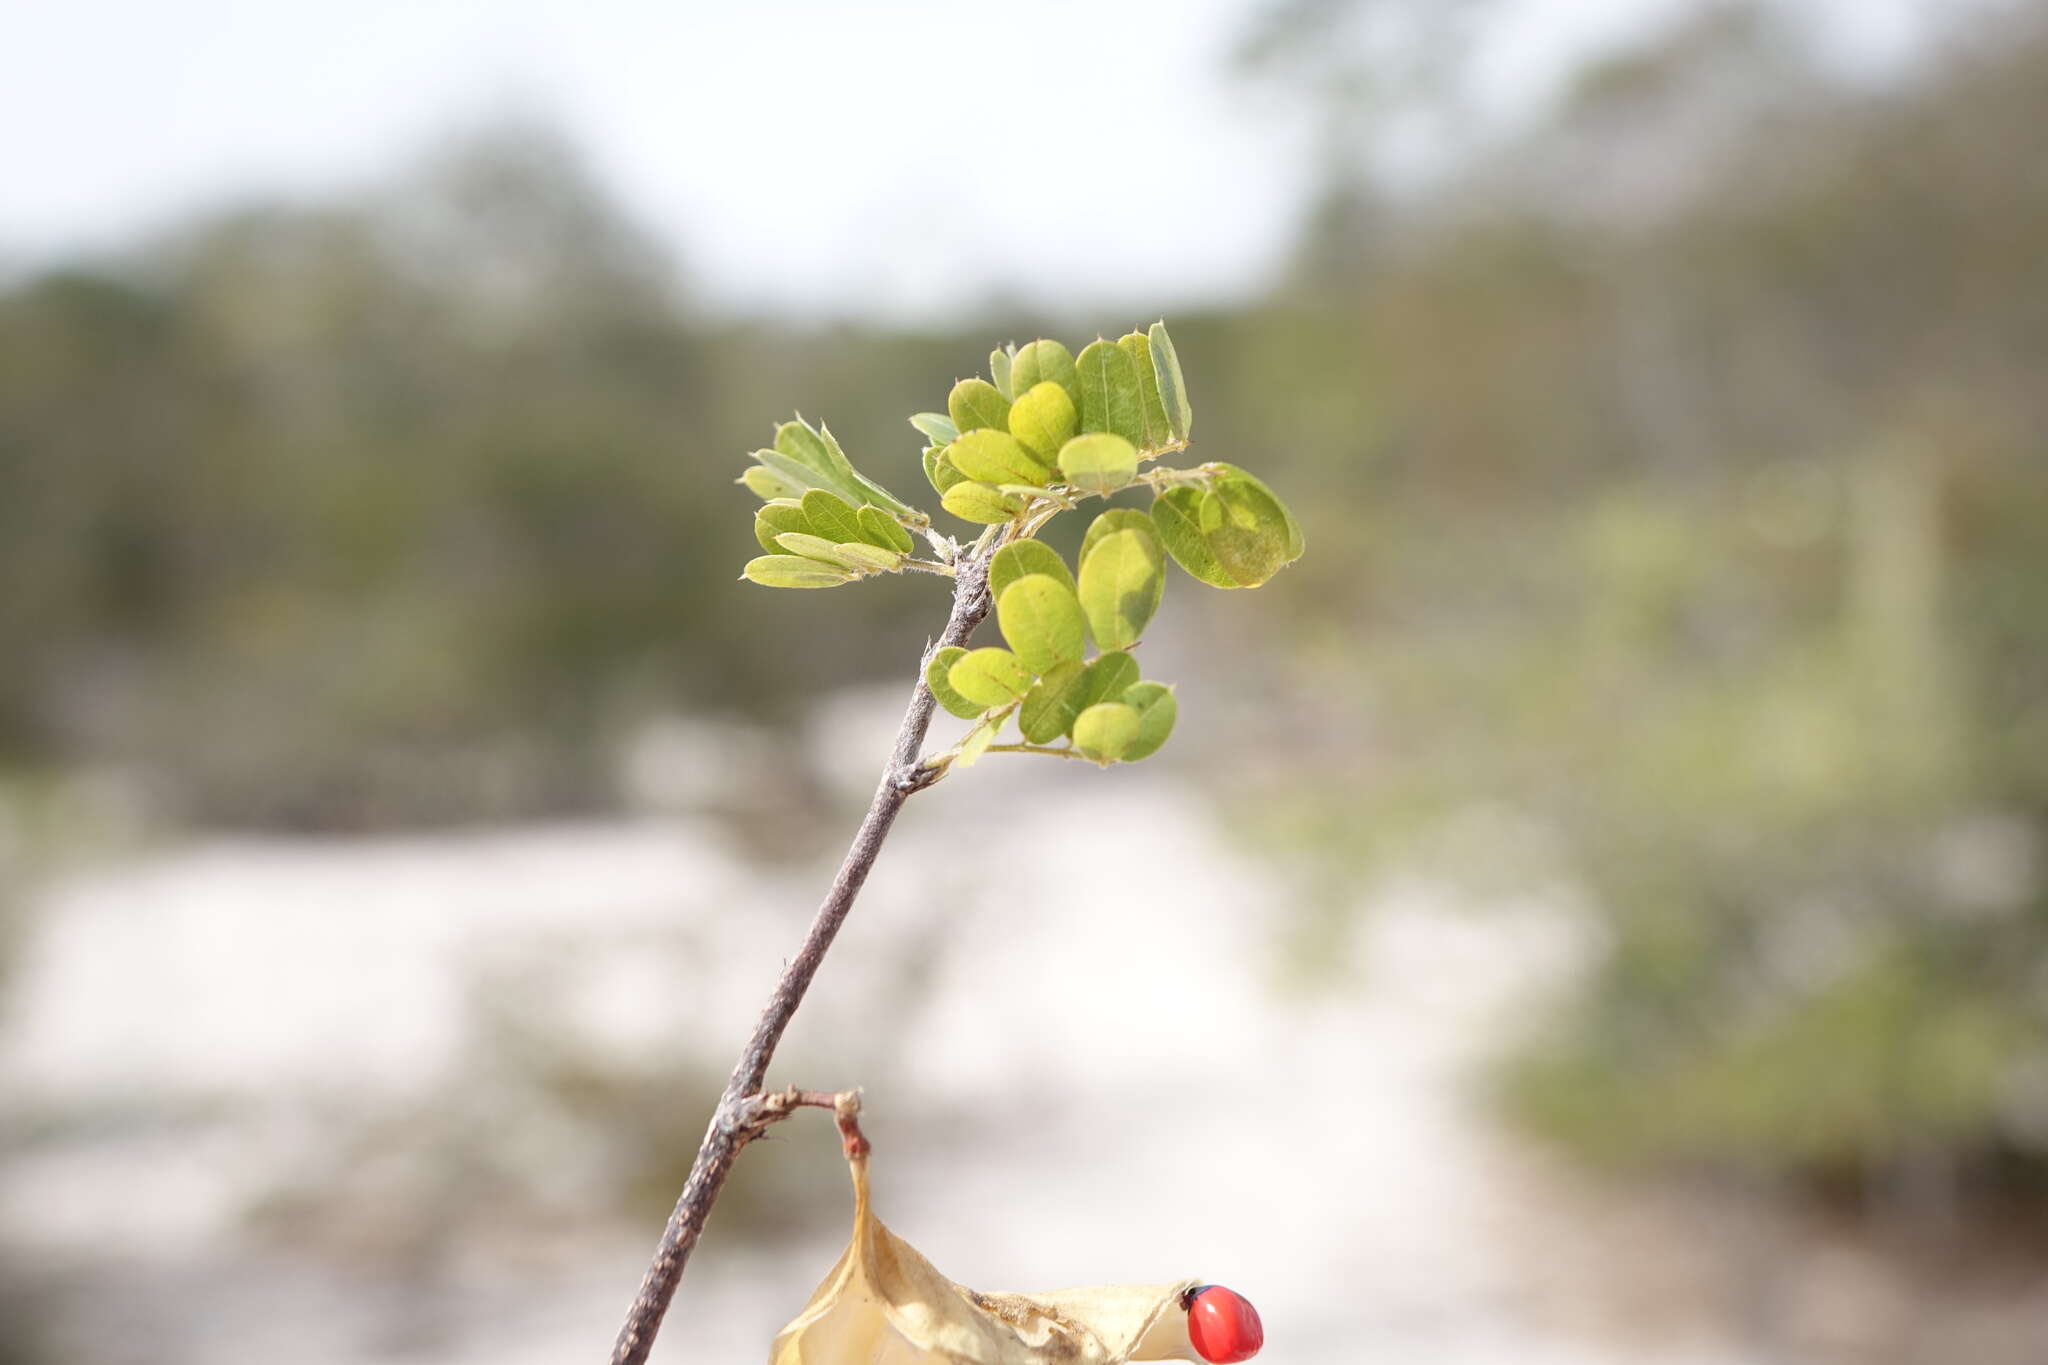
771 1140 1201 1364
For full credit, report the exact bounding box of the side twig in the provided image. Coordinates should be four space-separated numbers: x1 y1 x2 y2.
608 553 992 1365
731 1086 861 1145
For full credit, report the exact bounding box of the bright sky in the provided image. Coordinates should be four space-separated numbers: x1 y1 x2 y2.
0 0 1934 322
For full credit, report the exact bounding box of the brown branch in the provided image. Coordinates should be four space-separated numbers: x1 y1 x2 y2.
608 553 991 1365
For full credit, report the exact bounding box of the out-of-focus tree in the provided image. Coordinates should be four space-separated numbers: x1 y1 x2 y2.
0 126 972 827
1236 0 1499 184
1227 0 2048 1219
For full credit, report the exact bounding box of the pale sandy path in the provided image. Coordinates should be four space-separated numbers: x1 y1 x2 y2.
0 711 1758 1364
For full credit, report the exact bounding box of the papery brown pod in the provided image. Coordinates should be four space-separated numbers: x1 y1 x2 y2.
771 1140 1206 1364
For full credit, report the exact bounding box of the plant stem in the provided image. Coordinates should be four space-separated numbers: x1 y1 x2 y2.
608 552 991 1365
982 743 1088 761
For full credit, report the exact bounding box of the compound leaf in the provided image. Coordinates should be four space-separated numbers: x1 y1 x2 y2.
1009 339 1079 409
1009 381 1079 461
775 531 862 567
856 505 916 554
924 445 967 495
949 648 1032 708
1075 339 1145 446
1119 681 1177 761
1078 651 1141 710
800 490 867 545
948 378 1011 435
1152 486 1237 588
1147 321 1192 440
1118 330 1171 449
776 420 868 505
1072 702 1141 764
910 412 959 446
947 430 1052 487
1057 433 1138 495
742 465 806 501
989 539 1075 598
829 542 904 574
774 420 839 477
941 481 1029 524
926 646 981 718
997 574 1087 674
755 503 813 554
1078 528 1164 650
955 713 1003 769
1208 462 1304 561
1205 469 1296 587
744 555 857 589
1019 660 1089 743
1080 508 1164 570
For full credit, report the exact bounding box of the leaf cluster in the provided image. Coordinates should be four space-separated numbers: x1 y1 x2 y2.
735 323 1302 772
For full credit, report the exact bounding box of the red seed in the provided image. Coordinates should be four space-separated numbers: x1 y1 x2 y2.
1187 1284 1263 1363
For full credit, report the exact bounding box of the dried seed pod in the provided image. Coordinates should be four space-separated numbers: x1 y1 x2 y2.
772 1138 1231 1363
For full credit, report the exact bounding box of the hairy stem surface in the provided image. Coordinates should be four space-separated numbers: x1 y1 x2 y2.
609 554 991 1365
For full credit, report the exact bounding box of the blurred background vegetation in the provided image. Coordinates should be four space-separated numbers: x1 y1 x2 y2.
3 0 2046 1338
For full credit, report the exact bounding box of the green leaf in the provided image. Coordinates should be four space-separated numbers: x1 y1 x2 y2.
741 465 805 501
800 489 867 545
997 574 1087 674
754 503 813 554
949 647 1032 707
846 465 919 520
1019 660 1089 743
1010 339 1079 409
830 542 904 574
946 430 1052 486
1152 486 1237 588
926 646 982 718
910 412 959 446
941 481 1028 524
1057 432 1138 495
955 714 1003 769
856 505 916 554
924 445 968 495
1119 680 1177 761
1078 651 1141 710
1147 321 1192 440
1078 528 1164 650
812 424 860 477
1079 508 1164 570
1205 469 1296 587
750 448 832 497
989 347 1014 399
774 419 839 476
743 555 856 588
774 420 868 504
1008 381 1079 461
774 531 865 568
1075 339 1146 446
948 378 1011 434
1118 331 1172 449
1208 462 1304 561
1072 702 1141 764
989 539 1076 598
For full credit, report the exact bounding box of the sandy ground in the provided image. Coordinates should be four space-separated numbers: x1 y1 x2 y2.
0 703 1802 1364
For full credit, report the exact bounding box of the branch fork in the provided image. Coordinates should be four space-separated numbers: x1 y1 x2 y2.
732 1086 865 1150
